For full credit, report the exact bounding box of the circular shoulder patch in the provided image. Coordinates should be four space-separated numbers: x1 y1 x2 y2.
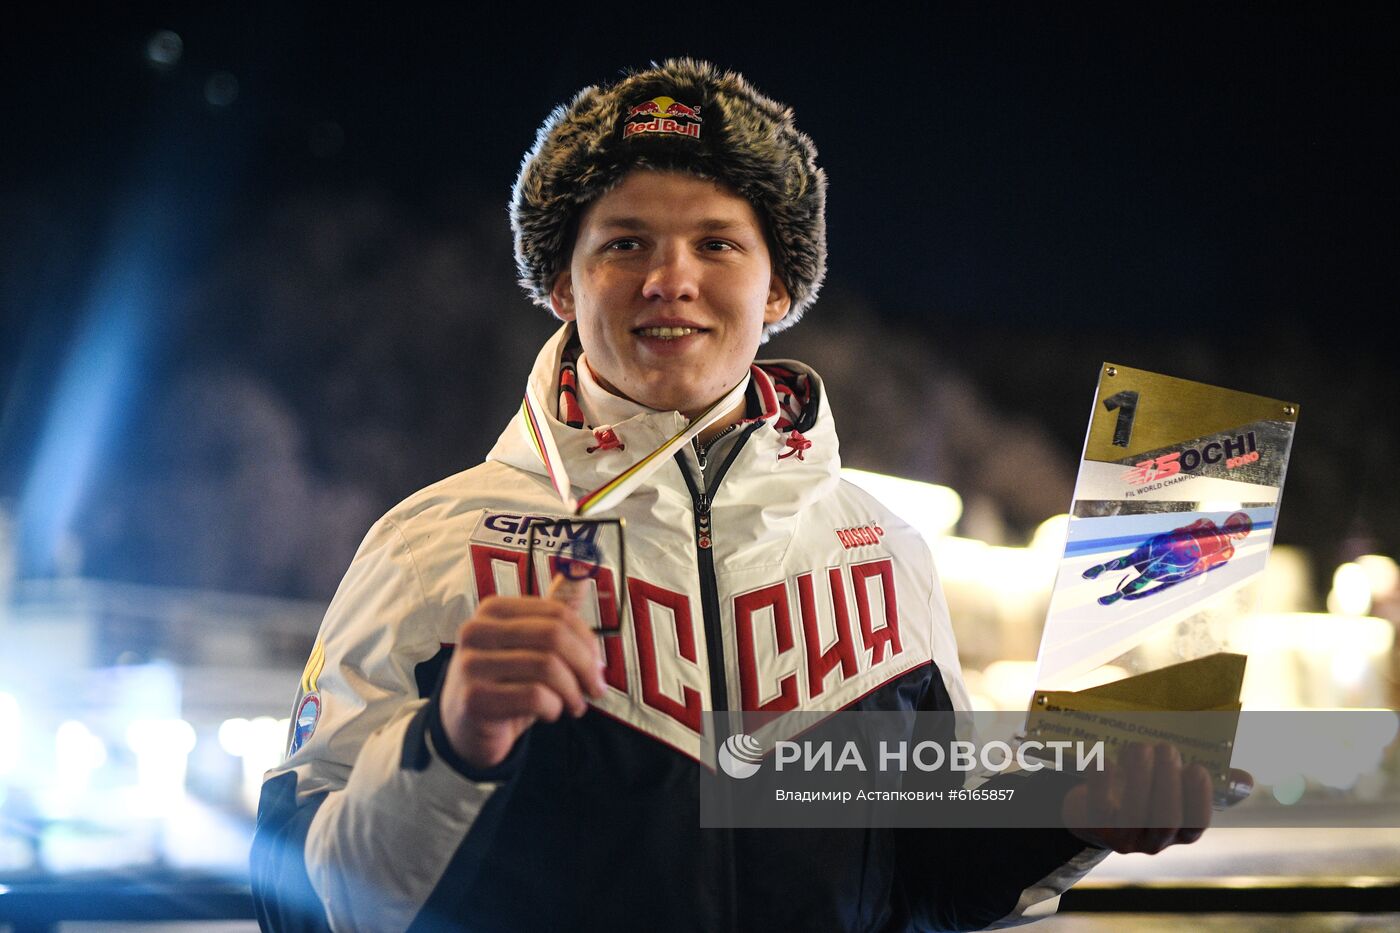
290 693 322 755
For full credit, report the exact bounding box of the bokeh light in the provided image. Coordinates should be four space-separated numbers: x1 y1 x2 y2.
144 30 183 71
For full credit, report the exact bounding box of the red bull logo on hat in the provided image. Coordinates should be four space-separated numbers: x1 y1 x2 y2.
623 95 703 139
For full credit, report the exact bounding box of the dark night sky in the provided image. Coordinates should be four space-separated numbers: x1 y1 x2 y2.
7 4 1395 338
2 4 1397 596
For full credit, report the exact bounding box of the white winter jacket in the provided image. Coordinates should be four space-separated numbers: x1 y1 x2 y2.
251 324 1104 933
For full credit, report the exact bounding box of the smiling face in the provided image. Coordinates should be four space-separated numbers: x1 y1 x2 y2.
549 170 791 422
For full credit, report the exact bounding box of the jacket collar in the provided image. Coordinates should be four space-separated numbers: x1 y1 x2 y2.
575 350 753 434
487 323 841 514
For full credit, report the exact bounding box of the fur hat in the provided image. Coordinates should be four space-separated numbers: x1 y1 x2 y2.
510 58 826 335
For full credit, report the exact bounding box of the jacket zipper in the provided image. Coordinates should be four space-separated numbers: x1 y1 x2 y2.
675 421 762 713
674 421 763 933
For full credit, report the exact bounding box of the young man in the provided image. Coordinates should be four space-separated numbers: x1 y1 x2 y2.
252 59 1217 932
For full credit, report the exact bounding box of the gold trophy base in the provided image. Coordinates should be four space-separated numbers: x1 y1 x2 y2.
1025 652 1246 804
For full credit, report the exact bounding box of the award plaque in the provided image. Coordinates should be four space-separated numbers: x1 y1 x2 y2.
1025 363 1298 801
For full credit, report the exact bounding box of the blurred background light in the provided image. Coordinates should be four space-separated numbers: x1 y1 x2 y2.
1328 561 1374 616
1356 553 1399 598
143 30 183 71
0 692 20 777
1235 710 1399 796
13 207 166 579
1030 514 1070 554
204 72 239 108
217 716 250 757
1272 773 1306 806
979 660 1038 711
840 469 962 541
234 716 289 814
1237 612 1394 661
54 720 106 771
1237 611 1394 708
52 720 107 812
126 718 197 815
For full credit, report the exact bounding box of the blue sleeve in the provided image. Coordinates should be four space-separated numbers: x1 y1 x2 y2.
249 771 332 933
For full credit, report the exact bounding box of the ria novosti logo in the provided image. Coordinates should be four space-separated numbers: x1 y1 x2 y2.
718 733 764 779
716 732 1106 780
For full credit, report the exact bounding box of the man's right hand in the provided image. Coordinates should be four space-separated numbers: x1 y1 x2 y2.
438 577 606 771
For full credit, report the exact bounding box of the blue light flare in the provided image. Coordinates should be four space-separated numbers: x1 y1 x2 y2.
14 205 165 578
